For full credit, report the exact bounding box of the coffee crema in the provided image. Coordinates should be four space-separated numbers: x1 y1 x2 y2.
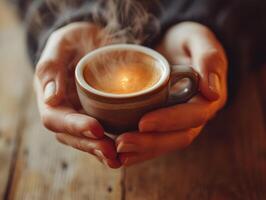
83 51 162 94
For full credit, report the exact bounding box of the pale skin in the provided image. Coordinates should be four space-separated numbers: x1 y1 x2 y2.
34 22 227 168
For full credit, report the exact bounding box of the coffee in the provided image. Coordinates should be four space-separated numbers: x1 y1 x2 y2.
83 51 162 94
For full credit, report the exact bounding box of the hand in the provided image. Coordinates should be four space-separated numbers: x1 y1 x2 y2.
34 22 121 168
116 22 228 166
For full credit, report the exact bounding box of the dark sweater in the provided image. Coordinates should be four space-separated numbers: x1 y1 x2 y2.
13 0 266 97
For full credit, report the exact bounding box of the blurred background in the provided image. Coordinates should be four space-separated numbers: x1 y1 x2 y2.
1 0 266 200
0 1 122 200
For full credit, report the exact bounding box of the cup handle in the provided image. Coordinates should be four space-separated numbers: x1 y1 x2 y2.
167 65 199 105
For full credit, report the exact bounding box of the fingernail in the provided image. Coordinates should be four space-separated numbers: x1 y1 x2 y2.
83 131 95 138
94 150 105 160
94 151 112 167
44 81 56 102
117 143 138 153
208 73 220 97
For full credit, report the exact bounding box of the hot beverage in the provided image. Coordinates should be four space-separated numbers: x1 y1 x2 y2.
83 51 162 94
76 44 199 134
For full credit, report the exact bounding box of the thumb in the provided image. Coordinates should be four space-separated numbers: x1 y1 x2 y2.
36 60 66 106
187 29 227 101
193 50 225 101
35 30 73 106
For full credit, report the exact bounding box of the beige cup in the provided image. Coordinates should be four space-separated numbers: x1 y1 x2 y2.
75 44 199 135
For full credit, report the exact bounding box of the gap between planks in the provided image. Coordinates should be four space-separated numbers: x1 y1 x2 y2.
4 87 33 200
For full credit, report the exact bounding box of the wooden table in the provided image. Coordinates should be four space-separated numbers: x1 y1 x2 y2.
1 1 266 199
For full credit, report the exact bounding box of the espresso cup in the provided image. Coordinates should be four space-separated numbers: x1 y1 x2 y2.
75 44 199 134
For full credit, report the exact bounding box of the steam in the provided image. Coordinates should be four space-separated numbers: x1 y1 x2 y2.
33 0 161 93
84 0 161 93
40 0 160 50
99 0 160 45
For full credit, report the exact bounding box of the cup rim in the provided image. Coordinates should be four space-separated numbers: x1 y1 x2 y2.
75 44 170 99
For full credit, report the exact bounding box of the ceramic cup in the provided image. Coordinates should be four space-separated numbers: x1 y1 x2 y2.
75 44 199 135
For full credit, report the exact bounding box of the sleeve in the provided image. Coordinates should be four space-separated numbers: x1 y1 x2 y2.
153 0 266 67
13 0 266 71
13 0 160 65
13 0 107 64
148 0 266 100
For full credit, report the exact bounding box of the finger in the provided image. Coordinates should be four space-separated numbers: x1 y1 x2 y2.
116 126 203 154
56 133 121 169
185 25 228 101
35 78 104 138
41 106 105 139
139 95 217 132
118 152 155 167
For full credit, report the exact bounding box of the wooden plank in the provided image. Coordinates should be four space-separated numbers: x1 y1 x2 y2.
8 92 123 200
0 2 123 199
124 72 266 200
1 0 265 199
0 1 32 199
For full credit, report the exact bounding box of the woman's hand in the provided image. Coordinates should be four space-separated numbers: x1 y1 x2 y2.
116 22 228 166
34 22 121 168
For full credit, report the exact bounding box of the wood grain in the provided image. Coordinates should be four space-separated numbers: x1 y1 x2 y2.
1 0 266 199
0 1 32 199
0 2 122 200
8 92 122 200
124 72 266 200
